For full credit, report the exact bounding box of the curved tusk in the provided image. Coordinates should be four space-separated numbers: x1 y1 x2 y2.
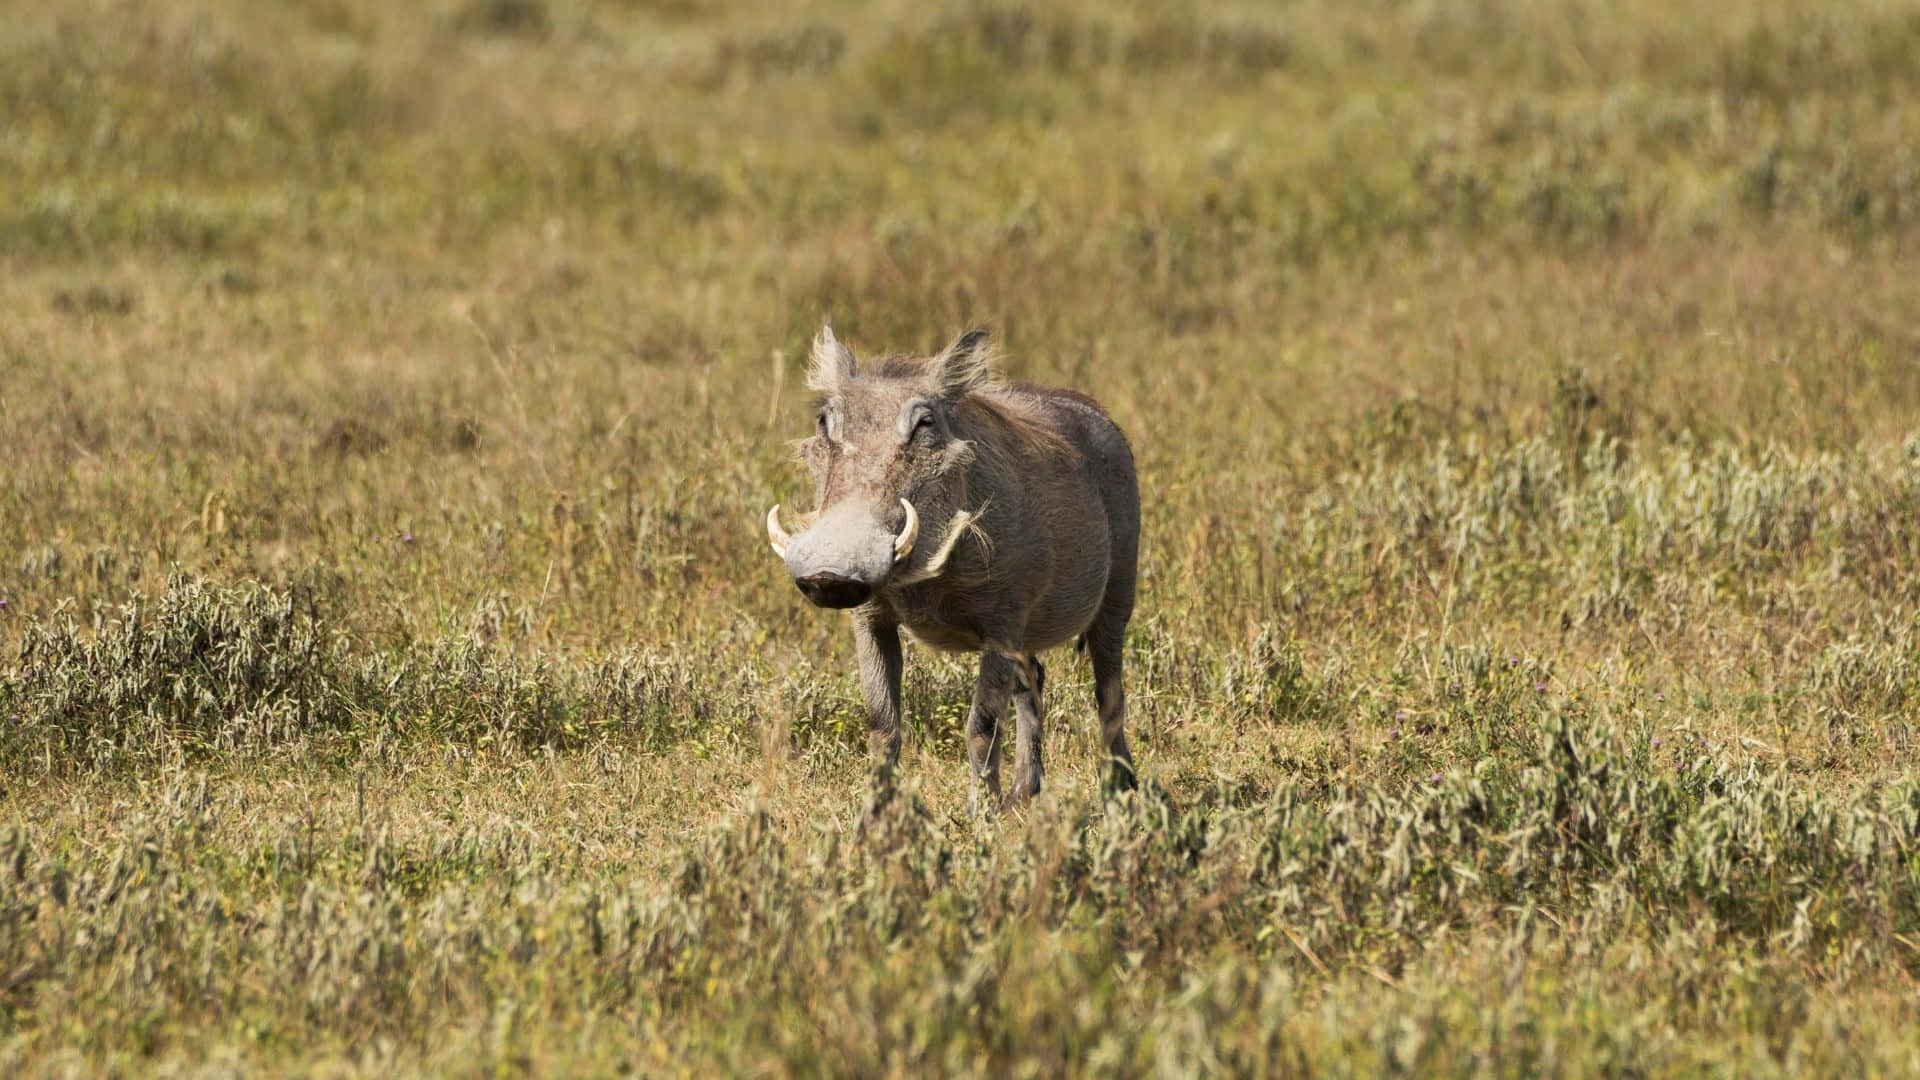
893 498 919 561
766 504 791 558
890 508 976 586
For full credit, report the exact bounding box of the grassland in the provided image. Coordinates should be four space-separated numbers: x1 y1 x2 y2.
3 0 1920 1073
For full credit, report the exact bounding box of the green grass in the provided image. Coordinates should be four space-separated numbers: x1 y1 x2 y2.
3 0 1920 1073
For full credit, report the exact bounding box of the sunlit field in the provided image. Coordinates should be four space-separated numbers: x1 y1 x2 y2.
3 0 1919 1073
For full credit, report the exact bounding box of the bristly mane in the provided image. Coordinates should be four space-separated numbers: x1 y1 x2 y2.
869 354 933 380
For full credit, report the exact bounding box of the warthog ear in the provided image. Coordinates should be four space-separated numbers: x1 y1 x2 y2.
807 324 857 392
930 327 993 400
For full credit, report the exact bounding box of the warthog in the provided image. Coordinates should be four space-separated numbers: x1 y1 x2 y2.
767 325 1139 808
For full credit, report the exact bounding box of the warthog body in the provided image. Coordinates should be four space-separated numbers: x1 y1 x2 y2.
767 326 1138 807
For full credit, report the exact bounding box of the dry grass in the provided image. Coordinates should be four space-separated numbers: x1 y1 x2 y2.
3 0 1920 1073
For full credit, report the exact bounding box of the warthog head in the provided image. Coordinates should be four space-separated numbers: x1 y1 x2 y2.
767 325 991 608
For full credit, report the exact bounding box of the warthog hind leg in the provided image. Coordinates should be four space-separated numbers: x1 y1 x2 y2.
1085 619 1135 793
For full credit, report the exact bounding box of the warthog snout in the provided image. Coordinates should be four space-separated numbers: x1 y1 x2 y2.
768 499 918 609
792 572 872 609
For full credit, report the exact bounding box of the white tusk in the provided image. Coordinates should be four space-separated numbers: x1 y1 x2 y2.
766 504 791 558
893 499 919 561
890 508 978 586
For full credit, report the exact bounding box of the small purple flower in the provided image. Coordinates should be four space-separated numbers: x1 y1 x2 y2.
1651 737 1663 748
0 597 9 608
1534 682 1547 693
1508 656 1520 667
402 533 415 544
1677 760 1688 771
1394 709 1407 721
1429 773 1443 784
1390 726 1402 738
1449 682 1461 693
1655 692 1665 702
1697 735 1707 747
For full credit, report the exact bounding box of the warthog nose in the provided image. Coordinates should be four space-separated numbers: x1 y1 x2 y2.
794 572 872 609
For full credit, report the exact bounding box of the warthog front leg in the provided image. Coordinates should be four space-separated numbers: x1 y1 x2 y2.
1005 654 1045 808
966 652 1018 815
853 617 903 774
